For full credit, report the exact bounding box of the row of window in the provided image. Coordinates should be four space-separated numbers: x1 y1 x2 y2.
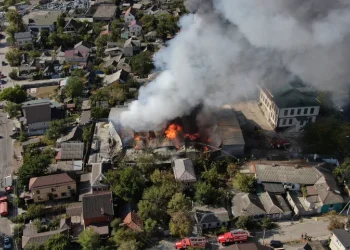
281 119 308 126
37 192 68 200
283 107 315 116
35 186 72 194
202 221 226 228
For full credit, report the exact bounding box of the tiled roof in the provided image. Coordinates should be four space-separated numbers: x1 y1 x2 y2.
82 191 114 219
259 192 284 214
66 203 82 217
232 193 266 217
124 7 137 16
59 142 84 160
173 158 196 182
56 126 82 144
15 32 32 39
93 4 117 19
22 229 68 248
262 183 285 193
123 211 143 232
29 173 75 189
255 164 322 185
195 206 229 224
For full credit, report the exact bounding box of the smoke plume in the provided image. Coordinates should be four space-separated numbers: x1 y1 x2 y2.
120 0 350 131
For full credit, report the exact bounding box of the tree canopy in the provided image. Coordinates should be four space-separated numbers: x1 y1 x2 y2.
167 193 191 215
194 181 224 205
156 14 178 40
78 228 101 250
65 77 84 98
0 85 27 103
4 102 21 118
232 173 255 193
5 48 22 67
45 118 73 141
130 51 154 77
44 234 70 250
334 158 350 184
169 211 192 237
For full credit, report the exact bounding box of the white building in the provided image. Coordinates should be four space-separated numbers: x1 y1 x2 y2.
330 229 350 250
14 32 33 47
129 20 142 36
259 80 320 132
124 7 136 23
24 10 62 34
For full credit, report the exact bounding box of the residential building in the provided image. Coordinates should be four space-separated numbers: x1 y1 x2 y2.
56 126 83 147
122 211 143 232
123 37 141 57
65 41 92 66
29 173 76 203
145 5 158 15
82 191 114 235
93 4 117 22
80 110 92 125
194 206 229 231
172 158 196 186
79 162 112 200
89 122 113 163
22 99 63 135
232 192 292 220
259 80 320 132
56 142 84 161
14 31 33 47
145 30 157 40
22 229 69 249
124 7 137 23
129 20 142 36
330 229 350 250
104 69 129 85
64 19 83 33
25 10 62 34
251 161 344 214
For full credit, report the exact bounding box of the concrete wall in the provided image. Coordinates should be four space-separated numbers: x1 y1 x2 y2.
330 233 348 250
28 121 50 131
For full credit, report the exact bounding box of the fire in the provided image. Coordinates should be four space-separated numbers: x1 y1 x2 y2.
185 133 200 141
204 146 209 151
165 124 183 140
134 136 141 141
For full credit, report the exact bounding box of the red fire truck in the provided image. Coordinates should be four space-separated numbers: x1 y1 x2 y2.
217 229 250 245
0 196 8 217
175 237 208 249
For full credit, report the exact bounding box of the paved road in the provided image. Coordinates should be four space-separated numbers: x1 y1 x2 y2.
0 32 12 79
0 109 14 185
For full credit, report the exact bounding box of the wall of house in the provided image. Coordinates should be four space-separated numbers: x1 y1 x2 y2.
259 90 278 128
28 121 50 131
320 203 343 214
16 37 33 47
84 215 112 227
28 25 54 34
125 14 135 23
330 234 347 250
123 47 133 57
31 183 76 203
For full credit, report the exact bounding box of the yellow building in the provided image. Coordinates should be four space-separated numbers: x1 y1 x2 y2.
29 173 76 203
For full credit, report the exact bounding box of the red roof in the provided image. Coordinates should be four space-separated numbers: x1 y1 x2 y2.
123 212 143 232
29 173 75 189
124 7 136 17
55 149 62 160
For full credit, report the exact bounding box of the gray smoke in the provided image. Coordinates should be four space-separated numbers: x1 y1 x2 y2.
120 0 350 131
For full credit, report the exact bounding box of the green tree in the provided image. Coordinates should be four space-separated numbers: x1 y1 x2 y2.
167 193 191 215
45 119 69 141
95 34 112 56
140 15 157 33
235 216 253 230
9 69 18 80
201 165 223 185
130 51 154 77
57 14 66 28
65 77 84 98
91 107 110 119
5 48 22 66
334 158 350 184
144 218 157 234
5 10 25 37
156 14 178 40
0 85 27 103
24 244 45 250
44 234 70 250
110 217 122 231
4 102 21 118
29 50 41 59
136 154 156 177
18 131 29 142
169 211 192 237
118 240 139 250
232 173 255 193
260 217 273 230
194 181 224 205
109 167 145 202
17 150 54 188
83 126 92 142
78 228 100 250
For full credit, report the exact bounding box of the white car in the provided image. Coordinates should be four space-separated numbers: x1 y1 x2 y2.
12 127 16 132
7 114 10 119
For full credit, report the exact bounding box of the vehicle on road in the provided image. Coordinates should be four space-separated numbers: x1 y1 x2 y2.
6 114 10 119
269 138 290 149
217 229 250 246
12 127 16 132
1 61 6 66
4 175 13 193
0 197 8 217
175 237 208 249
4 237 12 249
270 240 283 249
0 104 3 109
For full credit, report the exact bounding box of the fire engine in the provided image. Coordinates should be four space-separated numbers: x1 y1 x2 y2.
217 229 250 245
175 237 208 249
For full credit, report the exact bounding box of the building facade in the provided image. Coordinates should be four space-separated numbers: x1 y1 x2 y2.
14 32 33 48
259 81 320 132
330 229 350 250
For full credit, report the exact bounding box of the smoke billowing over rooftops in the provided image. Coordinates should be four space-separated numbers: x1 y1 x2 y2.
119 0 350 131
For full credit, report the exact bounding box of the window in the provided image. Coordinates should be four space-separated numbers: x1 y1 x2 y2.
329 204 334 209
297 109 301 115
282 119 286 125
217 223 220 226
53 194 58 198
208 223 211 227
38 196 43 200
36 190 40 194
304 108 308 114
51 187 56 192
290 109 294 115
61 192 67 197
284 110 288 116
289 119 292 125
67 186 71 190
107 216 111 221
310 108 314 114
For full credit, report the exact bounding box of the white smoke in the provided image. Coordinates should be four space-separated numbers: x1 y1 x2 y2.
120 0 350 131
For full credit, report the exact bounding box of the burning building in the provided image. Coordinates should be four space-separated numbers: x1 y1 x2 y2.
108 104 245 157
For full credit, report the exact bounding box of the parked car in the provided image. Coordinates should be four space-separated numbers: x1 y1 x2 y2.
1 61 6 66
0 104 3 109
4 237 12 249
270 240 283 249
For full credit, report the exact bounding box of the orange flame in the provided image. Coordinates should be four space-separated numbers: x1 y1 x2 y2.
204 146 209 151
134 136 141 141
185 133 200 141
165 124 182 140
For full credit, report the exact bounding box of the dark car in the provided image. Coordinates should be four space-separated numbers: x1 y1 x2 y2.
4 237 12 249
270 240 283 249
1 61 6 66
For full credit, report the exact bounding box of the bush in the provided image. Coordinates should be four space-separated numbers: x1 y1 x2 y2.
328 217 345 231
9 69 18 79
235 216 253 230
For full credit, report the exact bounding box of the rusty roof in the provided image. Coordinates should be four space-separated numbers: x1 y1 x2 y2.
29 173 75 189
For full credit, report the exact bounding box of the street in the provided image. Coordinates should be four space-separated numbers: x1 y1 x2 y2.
0 32 12 80
0 109 14 186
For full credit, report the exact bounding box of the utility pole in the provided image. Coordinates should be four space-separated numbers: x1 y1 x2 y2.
262 228 266 246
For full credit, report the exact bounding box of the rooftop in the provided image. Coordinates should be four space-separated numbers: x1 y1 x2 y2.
93 4 117 19
333 229 350 248
29 173 75 189
14 31 32 39
82 191 114 219
173 158 196 182
58 142 84 160
195 206 229 224
22 229 68 248
25 10 62 26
